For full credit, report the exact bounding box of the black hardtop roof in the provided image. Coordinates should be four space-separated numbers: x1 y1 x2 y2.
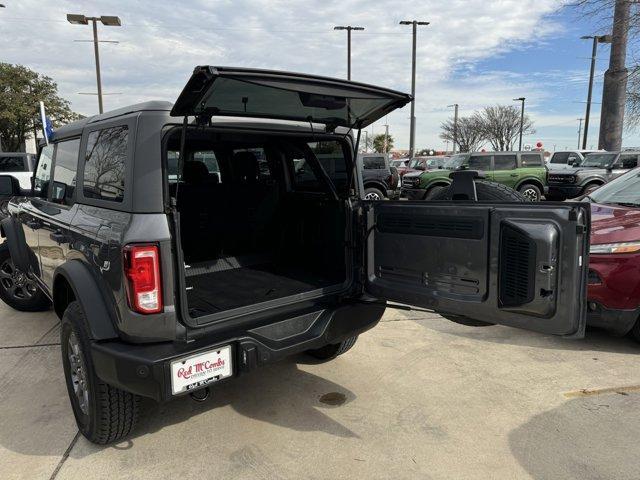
53 101 173 139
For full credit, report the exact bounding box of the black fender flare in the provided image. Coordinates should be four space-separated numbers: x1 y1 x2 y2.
53 260 119 340
514 177 544 191
363 181 388 194
0 216 32 273
580 177 605 188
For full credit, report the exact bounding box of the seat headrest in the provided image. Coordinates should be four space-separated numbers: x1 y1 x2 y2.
183 161 210 184
233 151 259 184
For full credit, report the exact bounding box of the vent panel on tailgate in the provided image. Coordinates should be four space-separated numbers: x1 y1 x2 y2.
377 213 484 239
499 224 536 307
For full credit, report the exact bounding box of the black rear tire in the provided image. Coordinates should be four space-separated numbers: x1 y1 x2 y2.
424 185 447 200
0 245 50 312
431 180 528 202
306 336 358 361
61 301 140 444
629 319 640 343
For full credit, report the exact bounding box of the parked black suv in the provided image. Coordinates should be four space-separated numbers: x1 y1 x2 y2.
0 67 590 444
357 153 399 199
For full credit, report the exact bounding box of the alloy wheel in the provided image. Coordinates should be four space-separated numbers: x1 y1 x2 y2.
0 258 38 300
521 188 539 201
364 192 382 200
67 332 90 416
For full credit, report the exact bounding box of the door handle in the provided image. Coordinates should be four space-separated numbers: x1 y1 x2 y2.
50 231 68 244
510 173 518 177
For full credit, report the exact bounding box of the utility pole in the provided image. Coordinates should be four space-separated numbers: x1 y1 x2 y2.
599 0 631 151
334 25 364 80
447 103 459 154
514 97 526 151
67 14 121 114
581 35 612 149
400 20 429 159
577 118 584 149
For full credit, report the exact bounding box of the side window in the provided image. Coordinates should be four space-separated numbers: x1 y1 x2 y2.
0 156 27 172
619 154 638 169
493 155 517 171
83 126 128 203
33 145 54 196
521 154 543 167
363 156 386 170
291 141 349 195
468 155 492 170
50 139 80 205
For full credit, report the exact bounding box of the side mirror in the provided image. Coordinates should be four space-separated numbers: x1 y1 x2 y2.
605 164 613 172
458 164 468 170
567 159 575 166
0 175 22 196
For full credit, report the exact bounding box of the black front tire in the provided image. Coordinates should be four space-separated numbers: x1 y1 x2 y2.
306 336 358 361
0 245 50 312
61 301 140 445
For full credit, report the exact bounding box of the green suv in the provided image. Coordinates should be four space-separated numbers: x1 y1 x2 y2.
401 151 548 201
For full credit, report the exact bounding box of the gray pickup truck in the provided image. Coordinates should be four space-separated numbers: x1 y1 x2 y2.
0 66 590 444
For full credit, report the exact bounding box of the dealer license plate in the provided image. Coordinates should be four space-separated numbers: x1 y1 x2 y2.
170 345 232 395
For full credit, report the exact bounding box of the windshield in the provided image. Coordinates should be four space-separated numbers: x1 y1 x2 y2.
444 154 467 169
580 153 617 168
588 167 640 206
409 158 424 168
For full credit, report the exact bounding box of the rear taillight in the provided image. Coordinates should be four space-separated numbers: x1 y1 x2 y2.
124 244 163 314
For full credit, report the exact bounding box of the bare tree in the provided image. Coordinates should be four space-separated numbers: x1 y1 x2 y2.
440 116 485 153
476 105 535 151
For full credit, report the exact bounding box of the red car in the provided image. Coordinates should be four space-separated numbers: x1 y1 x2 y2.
585 167 640 341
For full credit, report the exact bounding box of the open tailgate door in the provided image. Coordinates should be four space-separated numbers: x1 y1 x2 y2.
365 201 590 337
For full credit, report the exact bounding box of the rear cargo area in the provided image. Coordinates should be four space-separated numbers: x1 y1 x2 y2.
166 128 350 319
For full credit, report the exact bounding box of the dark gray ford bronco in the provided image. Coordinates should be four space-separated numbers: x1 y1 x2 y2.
0 67 591 444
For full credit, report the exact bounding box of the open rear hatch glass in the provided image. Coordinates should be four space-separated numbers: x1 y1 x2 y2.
171 66 412 129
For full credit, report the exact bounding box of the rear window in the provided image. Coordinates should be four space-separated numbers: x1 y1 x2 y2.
0 156 27 172
363 156 386 170
521 154 543 167
83 126 128 203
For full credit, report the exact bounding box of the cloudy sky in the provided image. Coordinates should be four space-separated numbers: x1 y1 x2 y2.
1 0 638 151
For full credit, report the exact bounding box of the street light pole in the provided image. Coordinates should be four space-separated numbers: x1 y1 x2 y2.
67 14 121 114
514 97 526 151
581 34 612 149
447 103 459 154
400 20 429 159
334 25 364 80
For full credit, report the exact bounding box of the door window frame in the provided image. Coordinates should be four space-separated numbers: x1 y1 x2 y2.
47 136 82 209
77 115 136 211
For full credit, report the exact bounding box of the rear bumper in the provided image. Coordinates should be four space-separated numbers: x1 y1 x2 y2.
547 184 582 199
400 188 425 200
90 301 385 402
586 304 639 336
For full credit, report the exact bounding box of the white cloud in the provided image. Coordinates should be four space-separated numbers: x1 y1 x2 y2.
1 0 563 148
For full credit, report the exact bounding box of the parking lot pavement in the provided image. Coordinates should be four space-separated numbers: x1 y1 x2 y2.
1 304 640 480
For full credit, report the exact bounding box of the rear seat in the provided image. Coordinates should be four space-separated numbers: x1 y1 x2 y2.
177 161 225 262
